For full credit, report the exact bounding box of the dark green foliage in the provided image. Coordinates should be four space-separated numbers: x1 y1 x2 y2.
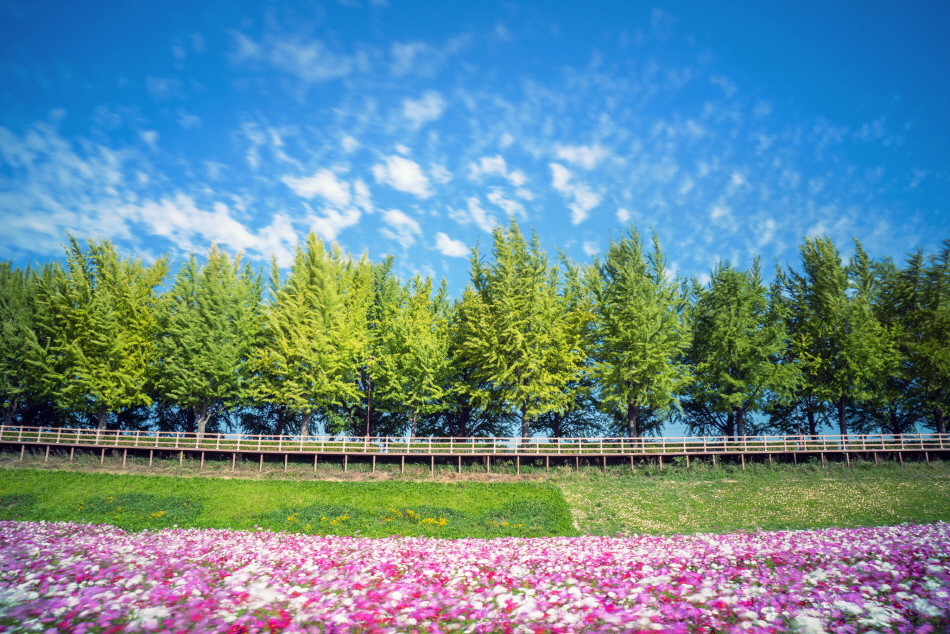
1 230 948 437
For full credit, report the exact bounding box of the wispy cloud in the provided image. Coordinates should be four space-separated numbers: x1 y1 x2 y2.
549 163 601 224
448 197 497 233
282 169 352 206
372 155 432 198
434 232 469 257
229 31 370 84
379 209 421 247
403 91 446 128
554 143 610 169
468 155 527 187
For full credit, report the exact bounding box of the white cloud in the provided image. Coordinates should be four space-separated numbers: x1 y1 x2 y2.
434 232 469 257
448 197 497 233
390 41 437 76
617 208 631 223
341 135 359 153
230 31 369 83
582 241 600 257
469 155 508 180
550 163 601 224
306 205 362 244
139 130 158 149
379 209 422 247
281 170 370 243
389 36 469 77
403 91 446 128
282 169 351 207
429 164 452 184
134 194 300 264
176 109 202 129
554 143 610 169
468 155 527 187
372 155 432 198
486 188 525 218
145 77 186 101
908 168 928 189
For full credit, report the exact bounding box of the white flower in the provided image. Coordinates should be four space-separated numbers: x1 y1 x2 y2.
791 612 826 634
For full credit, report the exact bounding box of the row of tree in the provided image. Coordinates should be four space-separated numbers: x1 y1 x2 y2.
1 224 947 439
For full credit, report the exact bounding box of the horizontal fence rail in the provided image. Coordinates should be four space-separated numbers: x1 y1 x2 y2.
1 425 948 456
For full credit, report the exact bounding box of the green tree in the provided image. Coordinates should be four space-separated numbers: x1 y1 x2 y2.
782 237 895 438
683 260 799 439
155 245 263 437
0 263 39 426
30 237 168 429
458 220 586 439
886 239 950 434
252 233 371 437
590 228 691 439
373 275 451 438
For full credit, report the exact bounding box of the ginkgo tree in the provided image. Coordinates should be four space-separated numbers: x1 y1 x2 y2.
684 260 799 439
155 245 263 438
0 262 39 427
30 237 168 429
458 220 586 439
373 274 451 438
782 237 895 438
251 233 371 437
591 228 691 439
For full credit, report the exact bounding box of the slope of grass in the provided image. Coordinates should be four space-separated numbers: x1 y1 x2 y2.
557 460 950 535
0 469 575 538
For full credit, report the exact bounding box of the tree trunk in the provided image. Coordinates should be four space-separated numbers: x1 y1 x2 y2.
520 403 530 440
275 406 286 437
410 410 418 440
196 402 212 439
457 407 472 438
96 403 109 430
806 408 818 439
734 408 746 439
300 409 312 437
935 406 947 436
888 407 900 436
2 397 18 427
626 402 640 439
725 411 735 440
836 397 848 438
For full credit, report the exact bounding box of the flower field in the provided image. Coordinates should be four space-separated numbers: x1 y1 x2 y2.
1 521 948 633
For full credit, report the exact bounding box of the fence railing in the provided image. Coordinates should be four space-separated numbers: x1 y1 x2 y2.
1 426 948 455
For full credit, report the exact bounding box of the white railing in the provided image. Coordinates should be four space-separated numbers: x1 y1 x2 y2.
0 426 948 455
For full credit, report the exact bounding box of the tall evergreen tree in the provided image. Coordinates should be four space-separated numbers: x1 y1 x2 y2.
458 220 586 439
30 237 168 429
155 245 263 437
887 239 950 434
682 260 799 439
591 228 690 438
782 237 894 438
251 233 371 437
373 275 451 438
0 262 39 426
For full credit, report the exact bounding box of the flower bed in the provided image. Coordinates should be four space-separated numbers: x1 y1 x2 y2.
0 521 947 633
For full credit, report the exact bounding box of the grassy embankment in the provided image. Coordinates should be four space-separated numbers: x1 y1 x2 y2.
1 448 948 536
559 460 950 534
0 468 573 538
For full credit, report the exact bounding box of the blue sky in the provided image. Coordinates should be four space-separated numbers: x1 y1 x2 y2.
2 0 948 293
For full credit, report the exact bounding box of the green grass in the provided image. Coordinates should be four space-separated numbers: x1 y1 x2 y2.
3 454 949 538
556 459 950 535
0 469 575 538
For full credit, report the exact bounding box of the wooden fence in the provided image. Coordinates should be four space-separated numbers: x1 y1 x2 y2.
2 425 947 459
